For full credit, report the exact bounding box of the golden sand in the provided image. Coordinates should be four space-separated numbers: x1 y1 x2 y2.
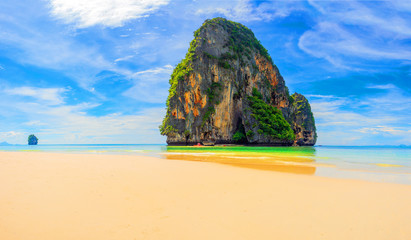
1 151 410 240
375 163 403 167
163 152 318 174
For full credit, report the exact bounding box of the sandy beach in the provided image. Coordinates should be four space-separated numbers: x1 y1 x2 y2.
1 151 410 240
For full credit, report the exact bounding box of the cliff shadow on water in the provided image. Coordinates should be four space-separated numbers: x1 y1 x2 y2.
160 17 317 146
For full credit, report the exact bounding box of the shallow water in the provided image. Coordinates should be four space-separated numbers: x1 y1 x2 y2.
1 144 410 184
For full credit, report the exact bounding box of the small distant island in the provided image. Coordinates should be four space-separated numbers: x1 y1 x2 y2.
28 134 38 145
160 18 316 146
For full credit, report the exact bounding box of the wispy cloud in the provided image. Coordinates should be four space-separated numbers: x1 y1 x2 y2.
0 86 166 144
359 86 411 112
123 65 173 103
114 55 134 63
299 22 411 67
306 94 344 100
300 0 411 68
389 0 411 12
0 131 25 143
48 0 170 28
195 0 301 22
366 84 397 90
24 121 47 126
356 126 411 135
4 87 67 105
309 85 411 145
132 65 173 76
0 131 23 138
0 5 116 89
309 0 411 38
34 107 167 144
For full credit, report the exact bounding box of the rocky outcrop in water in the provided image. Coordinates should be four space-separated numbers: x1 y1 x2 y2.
28 134 38 145
160 18 316 146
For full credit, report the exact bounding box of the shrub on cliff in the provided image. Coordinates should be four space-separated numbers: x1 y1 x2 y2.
247 88 295 141
232 123 247 143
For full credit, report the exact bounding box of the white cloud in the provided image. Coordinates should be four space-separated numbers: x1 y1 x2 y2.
123 65 173 103
34 106 166 144
310 0 411 38
309 86 411 145
0 131 23 138
0 131 25 143
24 121 47 126
0 8 117 89
48 0 170 28
300 0 411 67
114 55 134 62
195 0 301 22
4 87 67 105
356 126 411 135
306 94 344 100
132 65 173 76
389 0 411 12
366 84 397 90
299 22 411 64
0 91 166 144
357 84 411 113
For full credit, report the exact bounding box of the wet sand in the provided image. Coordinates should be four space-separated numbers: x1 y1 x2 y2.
1 151 410 240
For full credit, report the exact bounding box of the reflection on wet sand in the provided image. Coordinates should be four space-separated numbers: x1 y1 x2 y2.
163 152 317 175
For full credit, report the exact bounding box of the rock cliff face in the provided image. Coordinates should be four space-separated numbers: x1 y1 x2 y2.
160 18 317 146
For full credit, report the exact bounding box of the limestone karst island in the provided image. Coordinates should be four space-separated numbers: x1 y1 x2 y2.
160 18 316 146
28 134 38 145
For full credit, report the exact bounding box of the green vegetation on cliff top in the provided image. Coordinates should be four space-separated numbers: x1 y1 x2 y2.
201 17 273 64
248 88 295 141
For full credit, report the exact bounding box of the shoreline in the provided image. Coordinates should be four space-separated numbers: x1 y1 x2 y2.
1 147 410 185
1 151 411 239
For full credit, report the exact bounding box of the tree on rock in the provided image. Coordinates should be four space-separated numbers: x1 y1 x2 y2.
28 134 38 145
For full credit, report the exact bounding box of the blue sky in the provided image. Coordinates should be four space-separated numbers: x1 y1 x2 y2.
0 0 410 145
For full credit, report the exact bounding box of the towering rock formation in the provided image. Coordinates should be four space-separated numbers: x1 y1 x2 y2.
160 18 317 146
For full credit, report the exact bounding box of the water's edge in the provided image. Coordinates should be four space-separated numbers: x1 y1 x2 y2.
1 145 410 185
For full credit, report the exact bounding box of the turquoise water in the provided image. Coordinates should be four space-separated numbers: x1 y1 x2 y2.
1 144 410 185
0 144 166 156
